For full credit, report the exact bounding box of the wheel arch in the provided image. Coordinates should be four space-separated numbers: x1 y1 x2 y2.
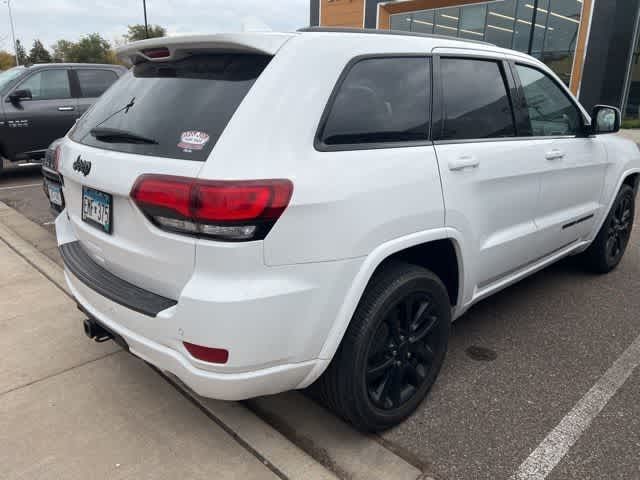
590 167 640 245
623 171 639 193
297 228 465 389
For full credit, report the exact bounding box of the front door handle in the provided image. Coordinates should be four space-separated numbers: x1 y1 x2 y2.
545 149 565 160
57 106 75 111
448 155 480 171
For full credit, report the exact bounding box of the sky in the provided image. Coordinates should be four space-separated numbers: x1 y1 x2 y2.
0 0 309 53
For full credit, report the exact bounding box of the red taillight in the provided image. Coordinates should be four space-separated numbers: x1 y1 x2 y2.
130 175 293 241
142 47 170 59
53 145 62 171
183 342 229 364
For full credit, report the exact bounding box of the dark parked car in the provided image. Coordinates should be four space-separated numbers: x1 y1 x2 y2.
0 63 125 172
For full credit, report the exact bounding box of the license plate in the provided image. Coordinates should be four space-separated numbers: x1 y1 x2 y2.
47 182 63 207
82 187 112 234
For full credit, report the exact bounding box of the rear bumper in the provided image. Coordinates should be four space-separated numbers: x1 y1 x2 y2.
56 209 359 400
68 268 322 400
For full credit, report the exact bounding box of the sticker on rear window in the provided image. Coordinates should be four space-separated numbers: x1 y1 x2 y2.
178 131 210 152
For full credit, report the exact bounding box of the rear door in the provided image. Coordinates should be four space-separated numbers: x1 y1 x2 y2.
60 53 272 299
511 62 608 252
72 68 121 116
433 54 543 294
3 68 77 159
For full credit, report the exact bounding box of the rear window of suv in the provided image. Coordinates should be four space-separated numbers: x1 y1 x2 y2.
318 57 431 148
70 54 271 162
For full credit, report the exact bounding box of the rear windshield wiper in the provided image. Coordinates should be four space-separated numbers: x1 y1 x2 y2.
90 127 158 145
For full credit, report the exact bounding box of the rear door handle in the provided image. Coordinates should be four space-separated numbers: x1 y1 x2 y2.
57 106 75 111
545 149 565 160
448 155 480 171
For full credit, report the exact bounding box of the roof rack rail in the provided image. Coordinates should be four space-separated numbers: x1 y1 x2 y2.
297 26 495 47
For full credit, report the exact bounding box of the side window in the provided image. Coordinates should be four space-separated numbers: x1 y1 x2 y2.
17 69 71 100
515 64 581 137
440 58 516 141
76 69 119 98
320 57 430 147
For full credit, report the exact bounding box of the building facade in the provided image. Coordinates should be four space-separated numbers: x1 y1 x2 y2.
309 0 640 119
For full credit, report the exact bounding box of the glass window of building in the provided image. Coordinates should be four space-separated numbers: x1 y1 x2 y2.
542 0 582 85
485 0 518 49
390 13 410 31
625 36 640 120
530 0 550 57
387 0 584 87
434 7 460 36
412 10 435 34
513 0 534 52
459 4 487 40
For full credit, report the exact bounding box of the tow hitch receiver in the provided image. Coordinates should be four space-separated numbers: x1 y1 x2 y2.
80 310 130 351
83 318 112 343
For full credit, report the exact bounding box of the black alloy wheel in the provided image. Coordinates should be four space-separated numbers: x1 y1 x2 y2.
605 191 634 264
316 261 451 432
583 183 636 273
366 292 441 410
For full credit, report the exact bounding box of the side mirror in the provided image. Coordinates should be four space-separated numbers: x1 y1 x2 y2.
8 89 32 103
591 105 621 135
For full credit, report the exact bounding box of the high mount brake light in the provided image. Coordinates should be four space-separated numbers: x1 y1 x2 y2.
142 47 170 59
130 175 293 242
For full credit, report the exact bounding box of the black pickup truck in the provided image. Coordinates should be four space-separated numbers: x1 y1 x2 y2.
0 63 125 172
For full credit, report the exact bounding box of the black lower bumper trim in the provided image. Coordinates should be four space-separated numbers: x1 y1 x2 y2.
60 241 177 317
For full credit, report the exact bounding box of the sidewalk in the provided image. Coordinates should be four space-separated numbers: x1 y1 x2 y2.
0 201 422 480
0 237 291 479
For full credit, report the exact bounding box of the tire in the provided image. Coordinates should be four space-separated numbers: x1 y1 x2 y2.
316 261 451 432
582 184 636 274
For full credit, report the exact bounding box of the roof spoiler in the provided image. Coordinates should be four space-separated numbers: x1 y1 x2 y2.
116 33 294 65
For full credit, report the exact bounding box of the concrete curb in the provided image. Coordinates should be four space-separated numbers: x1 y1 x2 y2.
0 200 425 480
248 392 423 480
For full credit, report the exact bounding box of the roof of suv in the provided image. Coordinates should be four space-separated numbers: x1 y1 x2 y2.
19 63 125 69
297 26 494 47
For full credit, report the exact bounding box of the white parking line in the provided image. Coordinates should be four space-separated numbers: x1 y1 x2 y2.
511 333 640 480
0 183 41 191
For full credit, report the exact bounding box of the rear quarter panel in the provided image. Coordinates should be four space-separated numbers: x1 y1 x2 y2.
196 33 446 266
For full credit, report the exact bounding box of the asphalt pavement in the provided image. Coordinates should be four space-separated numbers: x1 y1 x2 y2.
1 165 639 480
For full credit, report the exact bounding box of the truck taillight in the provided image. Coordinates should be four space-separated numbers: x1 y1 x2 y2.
130 175 293 242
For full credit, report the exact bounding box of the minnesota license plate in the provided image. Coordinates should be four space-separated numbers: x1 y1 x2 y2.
47 182 63 207
82 187 112 234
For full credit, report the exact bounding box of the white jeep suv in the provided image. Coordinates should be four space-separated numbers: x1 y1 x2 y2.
55 28 640 432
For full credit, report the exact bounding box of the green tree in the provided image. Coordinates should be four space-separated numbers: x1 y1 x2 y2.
0 50 16 70
15 39 27 65
125 24 166 42
67 34 111 63
51 39 74 62
28 40 52 64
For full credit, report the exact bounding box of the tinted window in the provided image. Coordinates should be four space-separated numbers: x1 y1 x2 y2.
0 66 26 92
321 57 430 146
77 69 118 98
515 64 581 136
17 69 70 100
70 54 270 162
440 58 515 140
